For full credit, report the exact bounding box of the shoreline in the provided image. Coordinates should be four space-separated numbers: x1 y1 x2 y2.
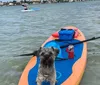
0 0 93 6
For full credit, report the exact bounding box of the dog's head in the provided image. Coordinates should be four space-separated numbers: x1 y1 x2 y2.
38 47 59 68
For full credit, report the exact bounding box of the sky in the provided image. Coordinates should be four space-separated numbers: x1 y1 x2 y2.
1 0 13 2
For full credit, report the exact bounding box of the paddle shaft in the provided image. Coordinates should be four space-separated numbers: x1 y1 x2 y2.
60 37 100 48
19 53 35 56
19 50 38 56
19 36 100 56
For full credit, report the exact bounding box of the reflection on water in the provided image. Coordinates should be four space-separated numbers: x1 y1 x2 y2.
0 1 100 85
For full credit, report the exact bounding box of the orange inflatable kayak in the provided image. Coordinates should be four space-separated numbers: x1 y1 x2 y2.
18 26 87 85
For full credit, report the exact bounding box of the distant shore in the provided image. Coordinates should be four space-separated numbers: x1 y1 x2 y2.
0 0 94 6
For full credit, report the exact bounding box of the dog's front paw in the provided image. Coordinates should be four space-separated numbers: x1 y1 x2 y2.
36 78 42 85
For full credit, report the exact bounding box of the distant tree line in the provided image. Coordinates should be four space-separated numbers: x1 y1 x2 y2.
0 0 94 6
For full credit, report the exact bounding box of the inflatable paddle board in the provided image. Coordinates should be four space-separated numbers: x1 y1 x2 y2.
18 26 87 85
21 8 40 12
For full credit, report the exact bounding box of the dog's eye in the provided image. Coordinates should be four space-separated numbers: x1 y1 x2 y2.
49 52 53 55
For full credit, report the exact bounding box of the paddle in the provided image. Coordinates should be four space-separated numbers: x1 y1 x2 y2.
19 50 39 56
60 36 100 48
19 36 100 57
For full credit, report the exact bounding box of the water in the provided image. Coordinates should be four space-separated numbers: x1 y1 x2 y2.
0 1 100 85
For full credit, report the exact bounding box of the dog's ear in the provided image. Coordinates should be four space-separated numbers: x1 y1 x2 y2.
51 46 55 51
33 50 39 56
33 47 43 56
39 47 43 52
55 48 59 55
40 47 42 50
51 47 59 56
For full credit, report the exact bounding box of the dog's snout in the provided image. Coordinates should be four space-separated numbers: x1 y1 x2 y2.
44 53 49 57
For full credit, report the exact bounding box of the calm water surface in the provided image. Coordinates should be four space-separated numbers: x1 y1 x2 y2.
0 1 100 85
